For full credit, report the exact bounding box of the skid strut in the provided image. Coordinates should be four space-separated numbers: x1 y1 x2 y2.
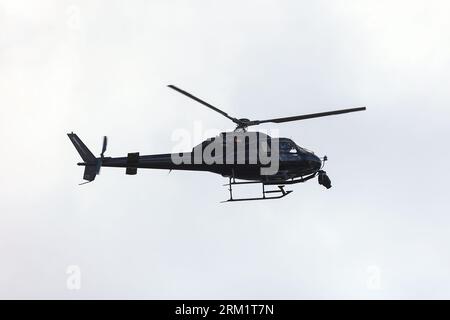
223 174 293 203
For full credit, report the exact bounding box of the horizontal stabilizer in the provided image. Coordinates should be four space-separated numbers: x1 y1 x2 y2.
126 152 139 175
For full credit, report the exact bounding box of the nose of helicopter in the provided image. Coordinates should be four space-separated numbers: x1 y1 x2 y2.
309 154 322 170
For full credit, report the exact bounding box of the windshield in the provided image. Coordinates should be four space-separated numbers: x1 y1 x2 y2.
296 144 314 154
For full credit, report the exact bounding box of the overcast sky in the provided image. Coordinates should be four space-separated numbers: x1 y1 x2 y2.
1 0 450 299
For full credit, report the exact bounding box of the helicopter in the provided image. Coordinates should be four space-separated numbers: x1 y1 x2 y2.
68 85 366 202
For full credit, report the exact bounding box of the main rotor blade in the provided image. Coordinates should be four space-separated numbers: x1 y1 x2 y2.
249 107 366 126
167 85 241 125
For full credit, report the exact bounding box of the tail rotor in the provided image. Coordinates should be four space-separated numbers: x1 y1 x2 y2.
96 136 108 175
68 133 109 184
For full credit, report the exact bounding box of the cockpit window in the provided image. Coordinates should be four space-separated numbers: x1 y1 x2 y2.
296 145 314 154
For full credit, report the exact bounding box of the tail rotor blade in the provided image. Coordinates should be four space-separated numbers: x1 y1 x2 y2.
98 136 108 175
101 136 108 158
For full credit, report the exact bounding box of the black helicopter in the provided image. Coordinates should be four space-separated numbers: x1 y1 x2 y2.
68 85 365 202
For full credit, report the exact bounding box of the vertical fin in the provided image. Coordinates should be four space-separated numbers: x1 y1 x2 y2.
67 133 96 163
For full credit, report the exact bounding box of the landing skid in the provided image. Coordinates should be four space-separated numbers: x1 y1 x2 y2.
222 178 293 202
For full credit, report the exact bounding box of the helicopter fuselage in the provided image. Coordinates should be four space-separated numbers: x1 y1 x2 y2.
83 132 323 183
